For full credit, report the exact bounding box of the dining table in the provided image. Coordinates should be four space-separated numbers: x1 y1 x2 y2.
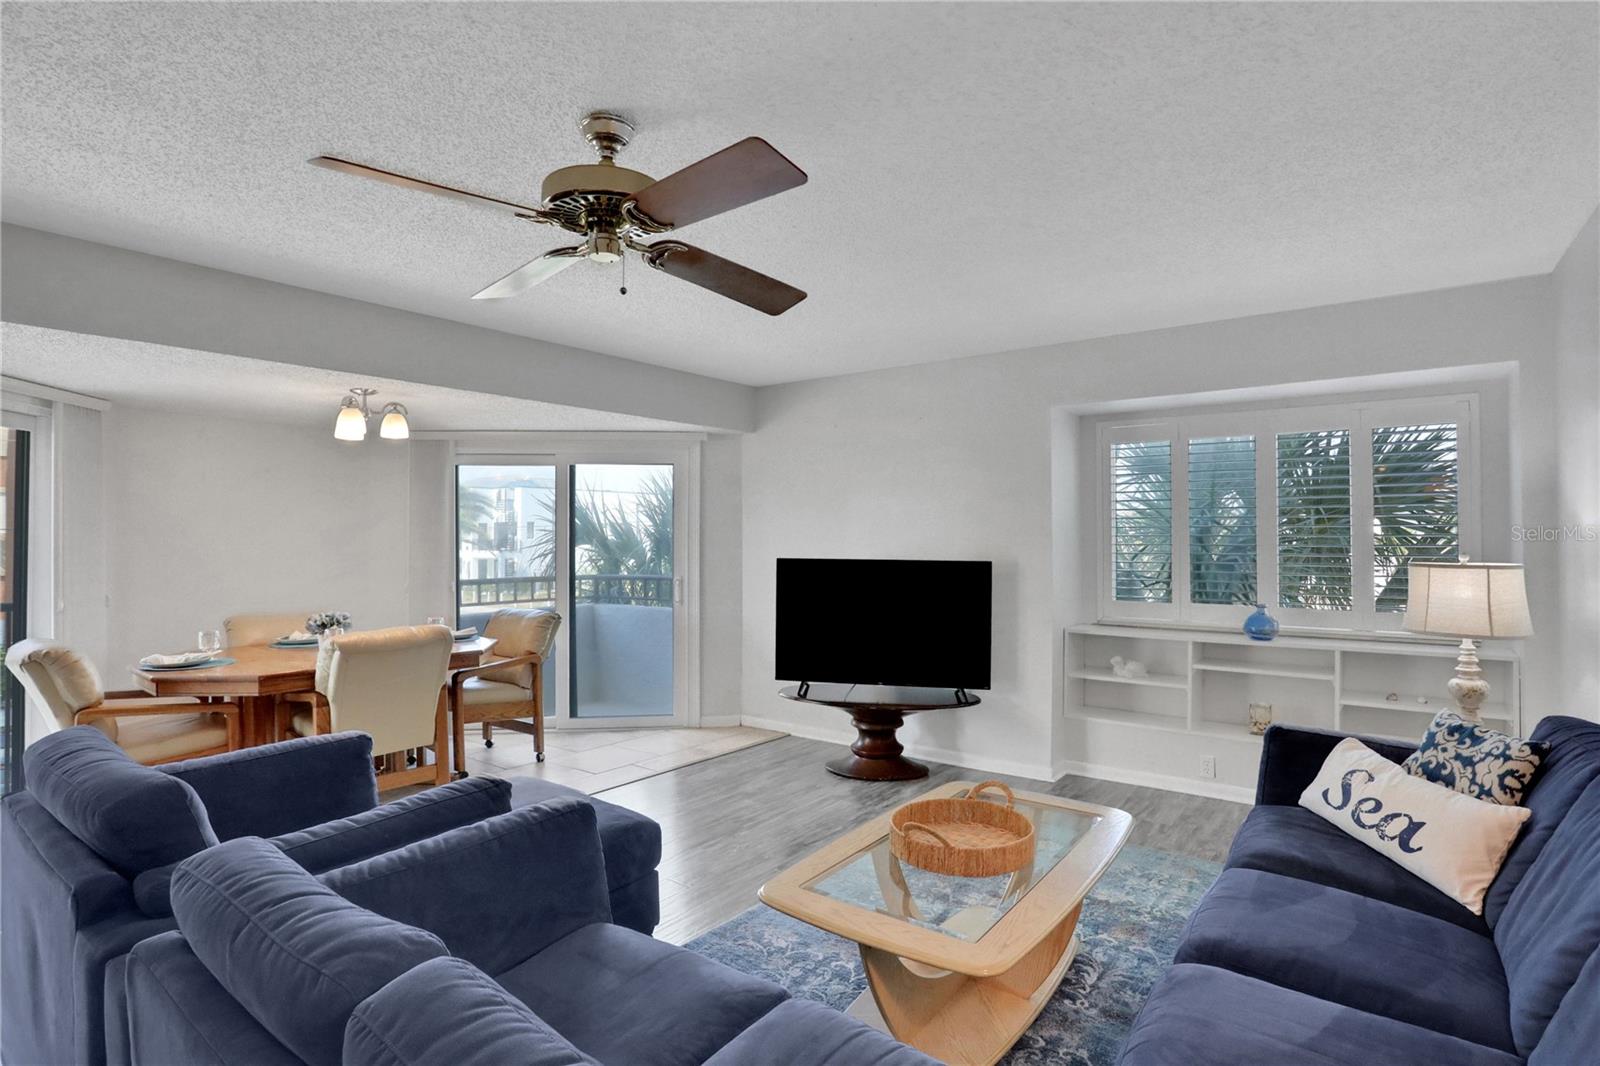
130 636 499 748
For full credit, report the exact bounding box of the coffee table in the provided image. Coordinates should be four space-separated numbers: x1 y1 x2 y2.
758 782 1133 1066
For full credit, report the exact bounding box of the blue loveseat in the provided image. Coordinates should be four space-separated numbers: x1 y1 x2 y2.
1 726 662 1066
122 797 936 1066
1119 716 1600 1066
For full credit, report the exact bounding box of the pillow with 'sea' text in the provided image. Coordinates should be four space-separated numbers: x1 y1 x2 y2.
1299 738 1531 915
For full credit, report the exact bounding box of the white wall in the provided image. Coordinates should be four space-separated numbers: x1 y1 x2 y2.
740 273 1564 788
699 434 745 723
100 405 414 677
1553 210 1600 717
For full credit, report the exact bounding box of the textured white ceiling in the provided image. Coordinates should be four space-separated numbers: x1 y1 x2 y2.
1 325 695 432
3 3 1595 387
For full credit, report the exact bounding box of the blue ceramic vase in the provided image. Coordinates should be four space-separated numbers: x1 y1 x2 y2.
1242 604 1279 641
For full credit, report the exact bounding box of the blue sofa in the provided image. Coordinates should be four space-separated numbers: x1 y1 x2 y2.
1119 716 1600 1066
1 726 661 1066
123 798 936 1066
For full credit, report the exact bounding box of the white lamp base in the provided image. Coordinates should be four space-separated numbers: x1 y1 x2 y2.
1446 638 1490 723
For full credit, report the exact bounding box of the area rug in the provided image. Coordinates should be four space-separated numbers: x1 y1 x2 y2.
686 844 1220 1066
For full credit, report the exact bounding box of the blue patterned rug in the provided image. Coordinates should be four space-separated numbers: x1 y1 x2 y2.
687 844 1220 1065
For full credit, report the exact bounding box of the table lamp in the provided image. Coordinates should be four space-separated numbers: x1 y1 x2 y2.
1403 559 1532 722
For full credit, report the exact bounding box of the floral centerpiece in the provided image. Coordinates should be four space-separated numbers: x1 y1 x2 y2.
306 611 352 637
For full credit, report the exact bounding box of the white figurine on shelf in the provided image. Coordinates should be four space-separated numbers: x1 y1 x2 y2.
1109 656 1149 679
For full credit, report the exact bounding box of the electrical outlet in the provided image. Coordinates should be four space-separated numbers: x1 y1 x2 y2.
1200 756 1217 780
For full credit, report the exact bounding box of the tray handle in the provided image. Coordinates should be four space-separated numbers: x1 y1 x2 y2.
900 822 953 847
968 780 1016 807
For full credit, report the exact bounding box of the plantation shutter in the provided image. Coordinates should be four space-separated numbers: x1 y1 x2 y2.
1111 440 1172 603
1371 422 1459 612
1277 429 1352 610
1187 436 1257 604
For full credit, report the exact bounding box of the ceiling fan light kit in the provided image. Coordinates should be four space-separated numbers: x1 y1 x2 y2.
332 387 409 442
311 111 808 315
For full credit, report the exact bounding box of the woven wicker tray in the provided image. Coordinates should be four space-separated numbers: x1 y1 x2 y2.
888 780 1036 877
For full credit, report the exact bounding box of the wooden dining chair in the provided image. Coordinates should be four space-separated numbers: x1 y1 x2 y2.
4 639 241 765
448 608 561 777
285 625 452 791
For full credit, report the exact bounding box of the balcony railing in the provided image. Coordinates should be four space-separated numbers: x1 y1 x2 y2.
458 574 672 610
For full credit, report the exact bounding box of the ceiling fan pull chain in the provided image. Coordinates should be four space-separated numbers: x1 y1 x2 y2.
620 252 627 296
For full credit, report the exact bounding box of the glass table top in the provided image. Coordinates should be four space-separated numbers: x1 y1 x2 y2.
802 790 1101 942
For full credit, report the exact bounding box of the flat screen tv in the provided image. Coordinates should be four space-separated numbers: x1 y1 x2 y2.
775 558 991 691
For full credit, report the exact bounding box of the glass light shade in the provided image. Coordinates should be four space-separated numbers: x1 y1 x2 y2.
334 401 367 441
1404 561 1532 639
379 407 410 440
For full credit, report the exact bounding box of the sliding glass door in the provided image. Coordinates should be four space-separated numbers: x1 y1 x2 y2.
455 448 690 728
1 422 31 793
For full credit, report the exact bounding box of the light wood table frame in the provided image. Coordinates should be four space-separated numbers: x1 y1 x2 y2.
759 783 1133 1066
130 638 497 749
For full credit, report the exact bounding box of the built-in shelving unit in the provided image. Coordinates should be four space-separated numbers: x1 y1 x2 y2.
1064 623 1521 745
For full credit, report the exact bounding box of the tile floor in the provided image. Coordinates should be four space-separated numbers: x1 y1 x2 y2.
459 724 786 796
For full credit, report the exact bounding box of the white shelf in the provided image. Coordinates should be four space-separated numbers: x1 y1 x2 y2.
1191 719 1266 743
1069 706 1190 731
1069 667 1188 690
1193 660 1334 682
1063 624 1522 746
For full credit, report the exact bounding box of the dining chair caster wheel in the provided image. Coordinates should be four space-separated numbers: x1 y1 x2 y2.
454 770 469 780
536 752 545 763
484 739 494 748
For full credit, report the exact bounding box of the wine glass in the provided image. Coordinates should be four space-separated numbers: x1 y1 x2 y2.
197 629 223 658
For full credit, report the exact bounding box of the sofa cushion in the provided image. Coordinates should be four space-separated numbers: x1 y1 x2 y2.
273 776 513 873
1528 942 1600 1066
1484 714 1600 927
1493 775 1600 1057
1299 738 1530 914
702 998 939 1066
1174 868 1512 1051
1401 711 1547 805
497 922 788 1066
23 725 217 876
511 778 663 892
1117 964 1523 1066
345 957 598 1066
1224 804 1485 932
171 837 447 1066
322 799 612 977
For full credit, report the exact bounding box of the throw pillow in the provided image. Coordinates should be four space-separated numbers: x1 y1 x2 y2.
1402 711 1548 805
1301 738 1531 914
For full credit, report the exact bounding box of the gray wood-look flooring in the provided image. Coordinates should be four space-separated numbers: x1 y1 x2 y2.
587 735 1250 946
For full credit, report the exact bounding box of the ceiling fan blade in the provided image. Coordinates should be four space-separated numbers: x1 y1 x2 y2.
627 138 806 230
471 246 586 300
309 156 545 217
642 242 806 316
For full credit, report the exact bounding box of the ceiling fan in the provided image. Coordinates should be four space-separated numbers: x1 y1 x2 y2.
310 112 808 315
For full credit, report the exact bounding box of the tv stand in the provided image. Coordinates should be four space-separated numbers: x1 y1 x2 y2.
779 683 981 781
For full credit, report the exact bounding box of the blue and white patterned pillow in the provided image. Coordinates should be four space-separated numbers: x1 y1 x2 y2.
1402 711 1548 806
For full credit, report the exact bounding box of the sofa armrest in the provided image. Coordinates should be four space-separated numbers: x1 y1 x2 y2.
321 798 612 976
1255 724 1419 806
160 732 379 840
345 956 600 1066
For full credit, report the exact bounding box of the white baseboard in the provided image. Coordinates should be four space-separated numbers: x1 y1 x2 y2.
739 714 1057 783
697 715 745 728
1052 758 1255 805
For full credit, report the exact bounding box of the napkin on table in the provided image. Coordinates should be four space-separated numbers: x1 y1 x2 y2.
140 650 214 667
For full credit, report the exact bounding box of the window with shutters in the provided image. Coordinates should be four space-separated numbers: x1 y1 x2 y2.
1099 398 1475 632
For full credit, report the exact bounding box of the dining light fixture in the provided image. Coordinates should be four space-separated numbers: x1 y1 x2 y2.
332 387 409 442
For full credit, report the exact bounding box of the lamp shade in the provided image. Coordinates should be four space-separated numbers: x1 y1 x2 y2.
379 404 410 440
1404 561 1532 639
334 400 367 441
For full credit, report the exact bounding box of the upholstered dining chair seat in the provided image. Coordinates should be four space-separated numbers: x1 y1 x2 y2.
114 711 232 764
457 677 532 706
